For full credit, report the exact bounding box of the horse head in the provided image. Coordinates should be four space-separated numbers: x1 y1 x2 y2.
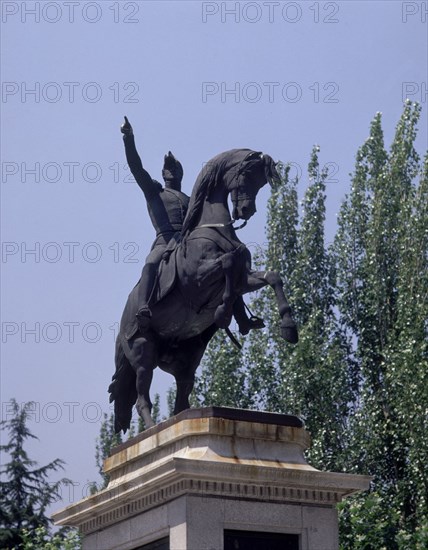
182 149 281 234
228 150 280 221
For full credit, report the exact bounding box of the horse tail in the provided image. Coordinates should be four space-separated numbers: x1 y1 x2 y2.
108 339 137 434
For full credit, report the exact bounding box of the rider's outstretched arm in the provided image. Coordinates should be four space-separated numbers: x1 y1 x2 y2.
121 117 160 200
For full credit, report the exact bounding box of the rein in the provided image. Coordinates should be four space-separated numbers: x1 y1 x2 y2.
225 327 242 350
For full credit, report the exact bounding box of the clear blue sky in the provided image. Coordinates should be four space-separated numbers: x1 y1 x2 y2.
1 0 427 513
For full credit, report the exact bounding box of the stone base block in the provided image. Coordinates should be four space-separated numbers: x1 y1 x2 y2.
53 407 370 550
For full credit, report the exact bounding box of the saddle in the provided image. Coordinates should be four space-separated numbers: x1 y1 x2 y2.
153 245 180 304
124 247 178 341
124 228 245 340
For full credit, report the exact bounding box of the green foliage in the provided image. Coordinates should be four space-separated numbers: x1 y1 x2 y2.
166 385 177 416
335 102 427 548
193 103 427 547
0 399 74 549
19 526 81 550
338 492 400 550
193 331 251 409
234 149 355 472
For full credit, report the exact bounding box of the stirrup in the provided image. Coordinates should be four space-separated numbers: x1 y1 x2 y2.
238 315 265 335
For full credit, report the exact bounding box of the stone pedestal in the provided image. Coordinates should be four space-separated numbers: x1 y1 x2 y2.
53 407 370 550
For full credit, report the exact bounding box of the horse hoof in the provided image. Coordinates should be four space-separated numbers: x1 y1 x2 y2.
144 416 155 429
136 398 155 429
281 321 298 343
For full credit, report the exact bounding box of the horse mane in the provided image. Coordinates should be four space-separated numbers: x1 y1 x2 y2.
182 148 279 236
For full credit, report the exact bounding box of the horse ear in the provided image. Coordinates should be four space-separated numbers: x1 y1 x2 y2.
262 154 281 187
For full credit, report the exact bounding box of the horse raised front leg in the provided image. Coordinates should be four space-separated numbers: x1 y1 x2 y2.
240 270 298 343
264 271 298 343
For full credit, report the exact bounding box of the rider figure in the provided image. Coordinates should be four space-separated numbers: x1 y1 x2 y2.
122 116 189 332
121 116 263 335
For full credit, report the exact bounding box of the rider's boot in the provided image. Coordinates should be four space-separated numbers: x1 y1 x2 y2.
238 315 265 336
233 297 265 336
135 262 157 334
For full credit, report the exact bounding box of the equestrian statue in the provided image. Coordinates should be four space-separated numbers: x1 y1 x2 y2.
109 117 298 433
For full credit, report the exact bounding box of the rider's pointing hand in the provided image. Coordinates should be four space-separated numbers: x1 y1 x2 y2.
121 116 133 136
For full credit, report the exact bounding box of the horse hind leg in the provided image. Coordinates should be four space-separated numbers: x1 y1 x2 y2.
128 336 157 429
109 339 137 434
135 363 155 428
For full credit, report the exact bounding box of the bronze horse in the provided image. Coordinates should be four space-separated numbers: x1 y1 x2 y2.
109 149 298 432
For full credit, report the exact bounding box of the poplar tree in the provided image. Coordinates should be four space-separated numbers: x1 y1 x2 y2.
335 102 427 548
246 149 356 470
